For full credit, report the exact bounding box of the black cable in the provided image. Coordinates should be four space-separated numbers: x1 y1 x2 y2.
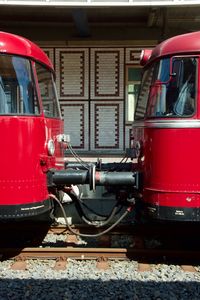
68 191 123 228
49 193 132 238
81 205 119 228
109 157 129 172
67 142 129 172
75 185 122 218
67 143 91 170
80 200 123 219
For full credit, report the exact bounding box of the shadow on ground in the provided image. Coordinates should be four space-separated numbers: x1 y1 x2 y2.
0 278 199 300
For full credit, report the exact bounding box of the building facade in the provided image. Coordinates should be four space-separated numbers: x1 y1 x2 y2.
42 45 150 154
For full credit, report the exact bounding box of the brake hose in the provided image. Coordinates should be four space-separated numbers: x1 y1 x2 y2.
49 194 133 238
68 190 123 227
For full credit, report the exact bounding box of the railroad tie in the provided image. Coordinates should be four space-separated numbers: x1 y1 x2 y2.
11 255 27 271
181 265 197 272
96 256 110 270
137 263 151 272
53 256 68 271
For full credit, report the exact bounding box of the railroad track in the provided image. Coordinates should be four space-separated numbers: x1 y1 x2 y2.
2 245 200 260
1 222 200 272
1 246 199 272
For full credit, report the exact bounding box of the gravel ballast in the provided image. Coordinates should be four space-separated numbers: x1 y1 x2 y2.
0 259 200 300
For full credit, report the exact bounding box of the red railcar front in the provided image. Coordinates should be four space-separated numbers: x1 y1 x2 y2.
132 31 200 221
0 32 64 218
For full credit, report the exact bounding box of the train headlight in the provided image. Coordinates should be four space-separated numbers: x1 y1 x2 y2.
47 139 55 156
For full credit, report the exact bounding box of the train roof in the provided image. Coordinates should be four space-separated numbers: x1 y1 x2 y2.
149 31 200 63
0 31 53 70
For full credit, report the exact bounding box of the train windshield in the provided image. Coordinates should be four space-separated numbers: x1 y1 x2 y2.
0 54 39 115
135 56 197 119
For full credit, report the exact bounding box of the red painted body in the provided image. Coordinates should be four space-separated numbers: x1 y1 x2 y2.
0 31 53 70
133 31 200 221
150 31 200 61
143 127 200 205
132 123 200 220
0 32 64 218
0 116 63 205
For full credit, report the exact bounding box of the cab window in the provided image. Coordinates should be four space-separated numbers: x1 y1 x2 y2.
35 63 60 118
134 64 155 120
0 54 39 115
145 57 197 118
126 67 141 123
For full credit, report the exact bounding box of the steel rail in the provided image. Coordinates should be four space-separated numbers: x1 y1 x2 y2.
1 247 129 260
1 247 200 262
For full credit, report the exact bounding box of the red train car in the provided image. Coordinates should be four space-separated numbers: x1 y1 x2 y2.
0 31 65 218
0 31 135 227
132 31 200 221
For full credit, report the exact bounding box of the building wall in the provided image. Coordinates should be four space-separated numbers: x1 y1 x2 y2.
42 44 153 155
